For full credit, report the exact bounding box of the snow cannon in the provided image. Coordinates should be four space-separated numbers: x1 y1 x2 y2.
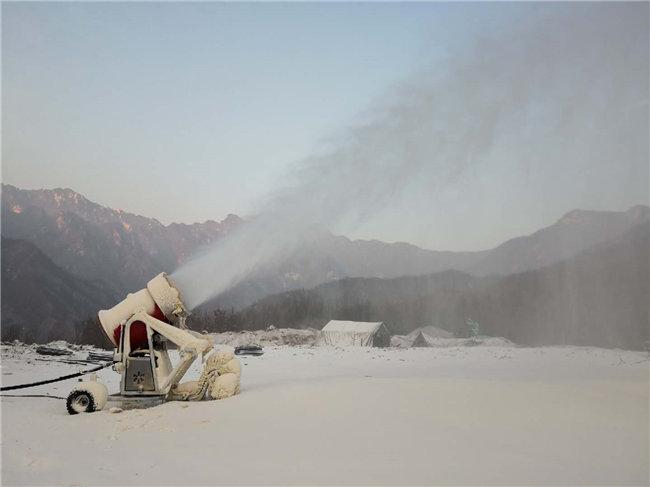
98 272 190 349
67 273 240 414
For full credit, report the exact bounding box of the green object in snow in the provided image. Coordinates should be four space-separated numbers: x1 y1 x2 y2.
466 318 480 337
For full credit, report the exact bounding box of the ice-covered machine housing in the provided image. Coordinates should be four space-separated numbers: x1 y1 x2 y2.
98 272 189 347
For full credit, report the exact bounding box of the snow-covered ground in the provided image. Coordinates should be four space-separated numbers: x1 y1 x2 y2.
1 343 648 485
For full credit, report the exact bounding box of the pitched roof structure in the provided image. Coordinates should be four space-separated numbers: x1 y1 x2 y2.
319 320 389 347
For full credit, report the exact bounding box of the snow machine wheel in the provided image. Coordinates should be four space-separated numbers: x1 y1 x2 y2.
66 381 108 414
67 390 96 414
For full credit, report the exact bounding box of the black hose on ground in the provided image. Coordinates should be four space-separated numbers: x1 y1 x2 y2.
0 362 112 392
0 394 66 400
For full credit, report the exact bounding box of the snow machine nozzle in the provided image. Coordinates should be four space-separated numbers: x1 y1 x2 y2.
98 272 190 347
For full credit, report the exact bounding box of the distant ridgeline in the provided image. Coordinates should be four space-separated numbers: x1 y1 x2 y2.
2 184 649 349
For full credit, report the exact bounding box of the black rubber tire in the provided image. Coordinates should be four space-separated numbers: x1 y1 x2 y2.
66 390 96 415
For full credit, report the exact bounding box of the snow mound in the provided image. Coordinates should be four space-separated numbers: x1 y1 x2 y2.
428 336 516 348
210 328 319 347
1 340 108 362
391 331 515 348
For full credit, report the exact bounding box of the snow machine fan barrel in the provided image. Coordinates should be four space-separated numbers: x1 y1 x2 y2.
97 272 190 347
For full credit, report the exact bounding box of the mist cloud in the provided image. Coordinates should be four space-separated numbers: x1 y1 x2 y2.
172 4 648 309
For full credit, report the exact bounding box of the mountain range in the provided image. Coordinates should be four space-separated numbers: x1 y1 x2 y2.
212 203 649 308
216 221 648 349
2 184 241 298
1 183 648 346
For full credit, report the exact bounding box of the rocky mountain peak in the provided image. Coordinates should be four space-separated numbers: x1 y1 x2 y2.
556 209 600 225
1 184 242 293
556 205 650 226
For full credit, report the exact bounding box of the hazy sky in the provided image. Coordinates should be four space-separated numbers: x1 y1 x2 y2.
2 2 648 250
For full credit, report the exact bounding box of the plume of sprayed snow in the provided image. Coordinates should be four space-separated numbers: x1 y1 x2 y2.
172 4 648 310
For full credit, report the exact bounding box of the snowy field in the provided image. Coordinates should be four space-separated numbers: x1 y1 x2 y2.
1 343 648 486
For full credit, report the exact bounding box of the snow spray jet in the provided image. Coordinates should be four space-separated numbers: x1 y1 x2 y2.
172 4 648 310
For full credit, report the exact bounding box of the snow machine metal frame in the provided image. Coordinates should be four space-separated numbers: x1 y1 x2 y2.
114 311 212 397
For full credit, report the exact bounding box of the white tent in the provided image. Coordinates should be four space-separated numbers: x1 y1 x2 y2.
318 320 390 347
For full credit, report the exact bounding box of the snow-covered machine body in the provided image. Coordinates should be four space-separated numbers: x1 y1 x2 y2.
67 273 240 414
98 272 209 397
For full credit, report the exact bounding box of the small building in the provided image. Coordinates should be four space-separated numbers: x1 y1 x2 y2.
318 320 391 347
409 326 453 347
411 331 431 347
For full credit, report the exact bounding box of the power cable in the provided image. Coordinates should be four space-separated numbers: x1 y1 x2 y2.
0 362 112 392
